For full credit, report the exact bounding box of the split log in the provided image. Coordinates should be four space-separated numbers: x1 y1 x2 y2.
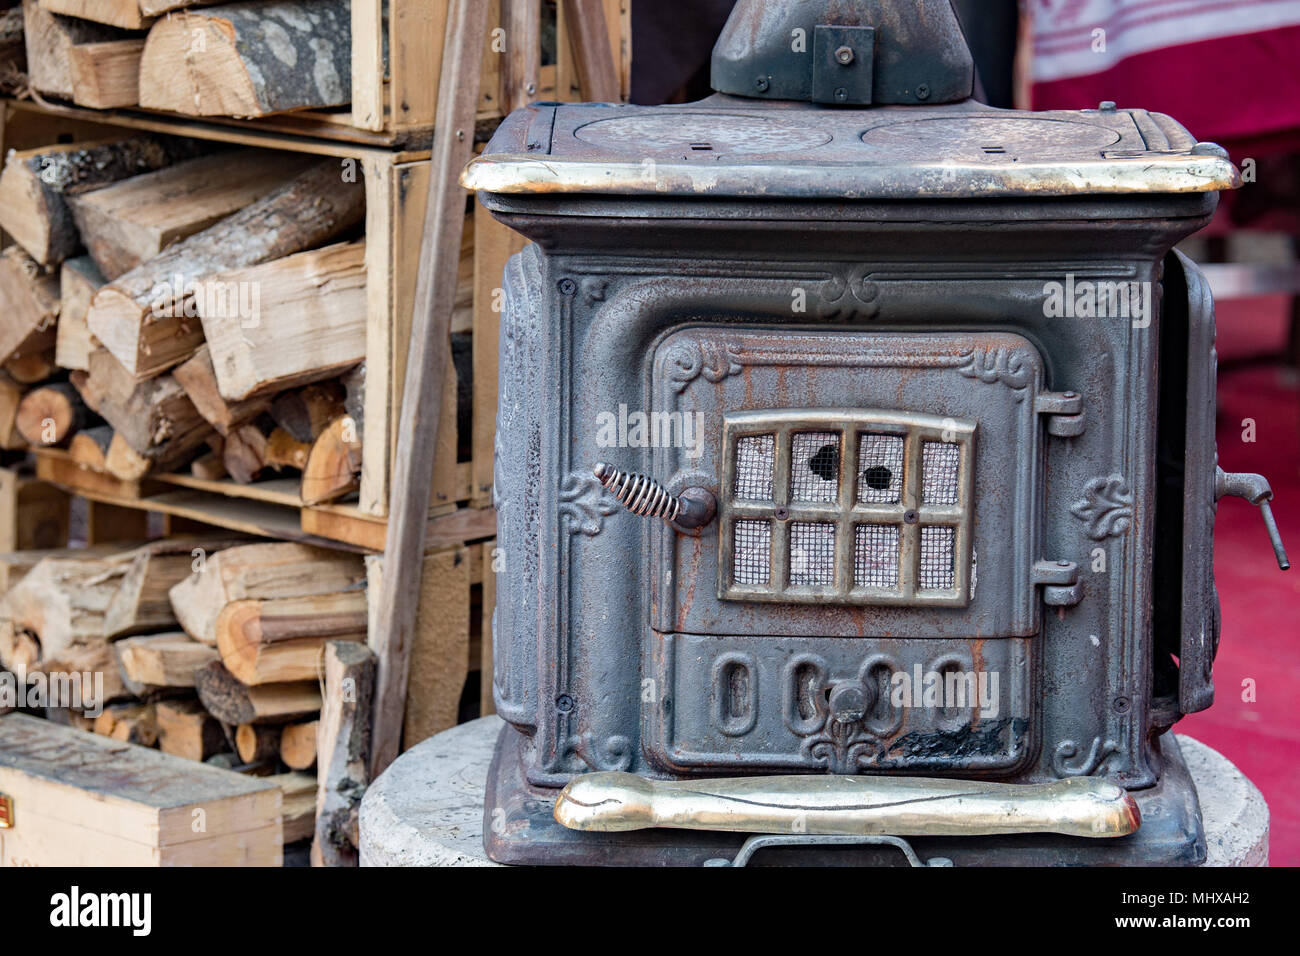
69 424 114 470
0 246 58 366
21 0 134 98
216 591 368 685
301 415 363 505
40 0 154 30
138 0 204 13
312 640 374 867
103 432 150 481
15 381 94 446
168 542 367 646
279 718 317 770
270 381 346 444
115 632 219 696
137 0 351 118
67 37 145 107
173 345 270 436
156 697 225 761
223 417 311 484
3 351 58 384
71 354 213 470
190 442 227 480
199 241 366 401
0 373 25 450
94 700 158 745
67 150 315 280
56 255 105 371
235 722 281 763
0 551 132 703
194 660 320 725
0 544 122 596
0 133 185 265
269 771 317 843
86 161 365 379
103 535 246 638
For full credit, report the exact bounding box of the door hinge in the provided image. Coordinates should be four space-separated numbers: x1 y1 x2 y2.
1035 391 1086 437
1033 559 1082 607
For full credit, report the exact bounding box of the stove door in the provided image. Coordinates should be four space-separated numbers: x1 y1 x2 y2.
644 327 1049 775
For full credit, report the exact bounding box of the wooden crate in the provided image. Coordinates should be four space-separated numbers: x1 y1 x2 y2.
0 713 282 866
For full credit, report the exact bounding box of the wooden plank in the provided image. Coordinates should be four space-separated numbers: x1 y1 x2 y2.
368 0 490 777
388 0 444 135
350 0 384 131
562 0 620 101
502 0 540 112
0 467 70 551
401 545 470 748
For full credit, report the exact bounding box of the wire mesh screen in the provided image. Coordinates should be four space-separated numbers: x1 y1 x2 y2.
789 521 836 586
734 434 775 500
733 519 772 586
919 526 957 590
922 441 961 506
790 432 840 502
854 524 900 589
857 434 904 503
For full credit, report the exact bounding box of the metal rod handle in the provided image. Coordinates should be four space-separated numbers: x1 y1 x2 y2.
592 462 716 530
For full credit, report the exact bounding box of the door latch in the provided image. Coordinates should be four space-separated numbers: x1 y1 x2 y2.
1216 468 1290 570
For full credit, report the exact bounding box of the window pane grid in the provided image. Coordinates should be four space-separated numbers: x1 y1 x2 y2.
721 412 973 606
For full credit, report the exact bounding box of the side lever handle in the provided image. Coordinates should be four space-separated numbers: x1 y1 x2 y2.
1216 468 1290 570
593 462 716 530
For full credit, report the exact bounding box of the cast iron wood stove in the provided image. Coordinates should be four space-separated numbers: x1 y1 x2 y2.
463 0 1289 866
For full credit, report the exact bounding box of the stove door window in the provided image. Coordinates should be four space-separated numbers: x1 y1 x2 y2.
719 410 975 607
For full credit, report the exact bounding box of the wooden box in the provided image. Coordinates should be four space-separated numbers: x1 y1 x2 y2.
0 714 282 866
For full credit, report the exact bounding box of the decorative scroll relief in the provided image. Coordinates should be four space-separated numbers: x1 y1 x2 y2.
1069 475 1134 540
564 731 633 772
957 347 1033 400
665 339 744 393
815 265 881 320
559 471 619 537
1052 737 1120 778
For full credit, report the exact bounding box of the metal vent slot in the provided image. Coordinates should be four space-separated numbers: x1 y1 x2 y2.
922 441 961 506
791 432 841 502
854 523 900 589
790 521 836 586
733 519 772 586
919 526 957 591
857 433 904 503
734 434 775 499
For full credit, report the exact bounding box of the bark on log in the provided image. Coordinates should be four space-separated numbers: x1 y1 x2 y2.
67 149 315 281
138 0 351 118
86 161 364 379
68 423 113 470
235 722 281 763
194 659 321 725
270 381 346 444
0 133 187 265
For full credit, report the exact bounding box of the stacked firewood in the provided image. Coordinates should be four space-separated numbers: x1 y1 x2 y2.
21 0 350 117
0 538 368 852
0 131 373 504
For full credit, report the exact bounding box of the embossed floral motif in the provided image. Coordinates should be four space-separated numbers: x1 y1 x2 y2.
800 720 880 774
1070 475 1134 540
580 277 609 305
957 347 1032 399
558 471 619 536
815 265 881 320
1052 737 1120 777
664 339 744 393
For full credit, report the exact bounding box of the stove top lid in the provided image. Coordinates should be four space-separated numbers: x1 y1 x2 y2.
463 96 1238 201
